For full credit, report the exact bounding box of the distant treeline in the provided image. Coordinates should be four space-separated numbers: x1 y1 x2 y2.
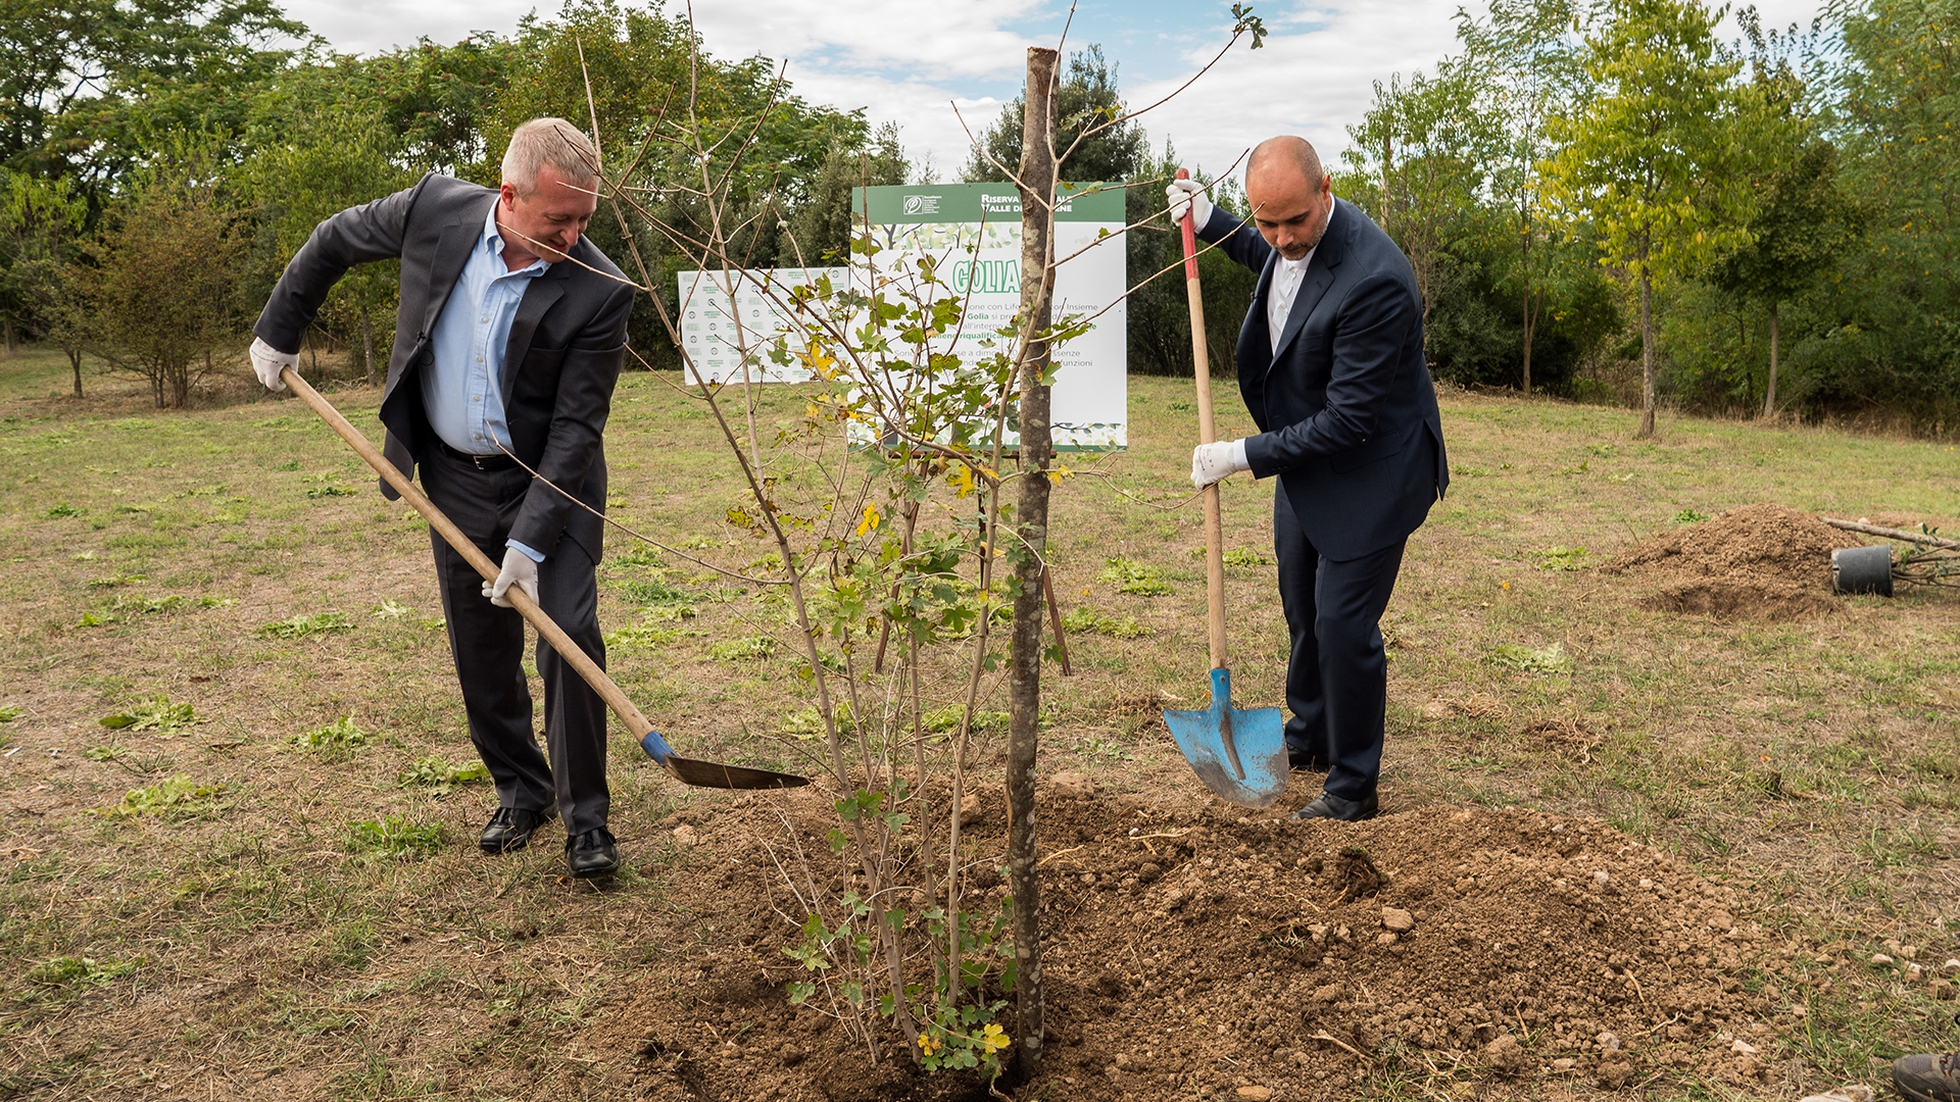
1 0 1954 433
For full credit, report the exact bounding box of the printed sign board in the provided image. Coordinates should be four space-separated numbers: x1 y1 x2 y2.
674 267 845 384
852 182 1127 450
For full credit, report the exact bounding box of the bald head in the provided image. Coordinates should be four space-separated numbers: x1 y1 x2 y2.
1247 136 1325 190
1244 136 1333 261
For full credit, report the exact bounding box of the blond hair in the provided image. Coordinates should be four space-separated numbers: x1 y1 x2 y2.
501 118 600 197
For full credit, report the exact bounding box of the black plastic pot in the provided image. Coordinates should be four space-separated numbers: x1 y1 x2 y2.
1832 545 1893 597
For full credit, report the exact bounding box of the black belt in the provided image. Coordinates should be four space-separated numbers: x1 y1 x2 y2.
434 438 519 471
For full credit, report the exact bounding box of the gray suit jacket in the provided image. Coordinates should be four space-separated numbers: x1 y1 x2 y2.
254 173 634 560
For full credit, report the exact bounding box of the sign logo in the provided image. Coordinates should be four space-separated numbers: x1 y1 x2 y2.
902 194 941 216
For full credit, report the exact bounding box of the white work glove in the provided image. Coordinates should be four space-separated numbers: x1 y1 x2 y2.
484 546 540 608
1191 439 1250 490
1166 177 1214 231
250 337 297 392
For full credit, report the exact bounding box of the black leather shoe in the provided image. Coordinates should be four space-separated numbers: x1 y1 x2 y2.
1290 790 1379 822
1288 751 1331 772
565 827 619 879
479 806 553 853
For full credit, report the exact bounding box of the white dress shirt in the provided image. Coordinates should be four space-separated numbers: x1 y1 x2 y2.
1266 199 1334 356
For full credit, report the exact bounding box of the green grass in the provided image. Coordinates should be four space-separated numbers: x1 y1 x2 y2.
3 342 1959 1098
345 816 447 858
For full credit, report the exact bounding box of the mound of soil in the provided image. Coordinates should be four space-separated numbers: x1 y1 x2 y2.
597 790 1798 1100
1605 503 1865 618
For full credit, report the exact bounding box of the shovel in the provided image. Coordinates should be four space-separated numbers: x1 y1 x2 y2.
281 366 808 791
1160 170 1289 808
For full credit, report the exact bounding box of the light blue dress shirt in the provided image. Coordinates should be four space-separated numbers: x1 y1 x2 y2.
422 201 550 562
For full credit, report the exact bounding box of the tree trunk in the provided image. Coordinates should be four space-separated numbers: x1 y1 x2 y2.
1762 301 1779 421
1005 43 1057 1077
307 326 318 372
361 302 376 387
3 312 15 354
1638 266 1655 438
1380 133 1394 237
1519 209 1533 395
67 347 82 397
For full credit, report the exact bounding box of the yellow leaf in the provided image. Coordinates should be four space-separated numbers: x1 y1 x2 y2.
855 504 882 538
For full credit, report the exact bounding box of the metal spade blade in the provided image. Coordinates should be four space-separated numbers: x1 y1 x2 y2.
640 731 809 791
1163 668 1288 807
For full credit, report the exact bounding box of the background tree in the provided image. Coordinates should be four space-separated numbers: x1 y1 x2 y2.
1809 0 1960 429
244 105 411 384
1459 0 1584 392
961 45 1148 185
1342 58 1497 341
82 138 243 407
1545 0 1743 436
1707 139 1864 417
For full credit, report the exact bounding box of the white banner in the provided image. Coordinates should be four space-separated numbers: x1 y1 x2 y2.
675 267 845 384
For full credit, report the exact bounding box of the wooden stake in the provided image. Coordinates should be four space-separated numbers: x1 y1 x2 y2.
1004 44 1058 1074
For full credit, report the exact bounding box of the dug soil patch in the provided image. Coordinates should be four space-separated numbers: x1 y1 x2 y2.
1605 503 1864 618
599 793 1799 1100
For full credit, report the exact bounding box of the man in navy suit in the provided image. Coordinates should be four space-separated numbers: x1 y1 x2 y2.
1169 136 1447 822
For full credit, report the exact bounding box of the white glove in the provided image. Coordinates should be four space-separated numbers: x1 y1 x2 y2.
484 546 540 608
250 337 297 392
1191 439 1250 489
1167 177 1214 231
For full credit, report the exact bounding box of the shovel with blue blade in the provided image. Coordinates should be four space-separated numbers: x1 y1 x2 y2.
1161 169 1289 808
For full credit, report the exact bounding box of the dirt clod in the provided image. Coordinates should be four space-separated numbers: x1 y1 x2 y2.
1330 845 1387 901
1484 1033 1529 1076
1604 503 1864 618
1381 906 1415 932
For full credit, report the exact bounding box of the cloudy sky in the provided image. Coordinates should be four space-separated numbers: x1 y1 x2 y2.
279 0 1826 183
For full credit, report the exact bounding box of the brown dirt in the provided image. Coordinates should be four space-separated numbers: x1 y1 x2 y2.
587 788 1800 1101
1604 503 1866 619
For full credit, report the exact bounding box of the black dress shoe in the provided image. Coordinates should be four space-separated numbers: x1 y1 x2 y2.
479 806 553 853
1290 790 1379 822
565 826 619 879
1288 751 1331 772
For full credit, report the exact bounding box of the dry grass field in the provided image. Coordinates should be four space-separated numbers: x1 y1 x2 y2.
1 347 1956 1100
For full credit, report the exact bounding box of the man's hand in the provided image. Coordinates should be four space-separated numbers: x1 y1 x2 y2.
249 337 297 392
1191 439 1250 489
1167 177 1214 231
484 546 540 608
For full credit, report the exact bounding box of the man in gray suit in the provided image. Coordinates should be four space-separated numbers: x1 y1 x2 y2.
249 118 635 878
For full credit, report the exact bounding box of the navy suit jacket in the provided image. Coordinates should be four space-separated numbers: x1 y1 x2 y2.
254 174 634 561
1197 197 1448 561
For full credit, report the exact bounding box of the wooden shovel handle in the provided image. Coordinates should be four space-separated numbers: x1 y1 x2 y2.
280 368 658 742
1177 169 1229 673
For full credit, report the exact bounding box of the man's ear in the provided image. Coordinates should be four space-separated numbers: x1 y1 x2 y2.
498 182 520 210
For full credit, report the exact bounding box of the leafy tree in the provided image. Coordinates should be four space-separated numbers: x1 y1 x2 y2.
1458 0 1585 392
962 45 1148 184
1343 57 1498 339
1126 146 1256 377
1708 139 1864 417
244 105 411 384
1812 0 1960 428
82 137 244 407
3 0 303 192
0 169 85 354
788 122 908 265
1545 0 1743 436
487 0 875 363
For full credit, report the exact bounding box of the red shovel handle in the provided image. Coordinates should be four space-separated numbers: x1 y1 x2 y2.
1176 167 1201 281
